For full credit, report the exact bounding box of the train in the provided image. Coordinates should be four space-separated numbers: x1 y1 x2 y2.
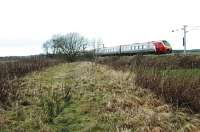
96 40 172 56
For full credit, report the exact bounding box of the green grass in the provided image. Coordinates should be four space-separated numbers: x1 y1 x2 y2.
0 63 77 131
0 62 105 131
163 68 200 76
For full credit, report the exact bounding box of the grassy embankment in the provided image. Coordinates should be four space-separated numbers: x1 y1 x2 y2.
1 61 200 131
98 55 200 112
0 58 61 108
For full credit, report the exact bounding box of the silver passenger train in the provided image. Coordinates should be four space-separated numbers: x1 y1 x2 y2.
96 40 172 55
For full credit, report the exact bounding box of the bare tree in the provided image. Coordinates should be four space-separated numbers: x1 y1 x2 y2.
42 40 52 54
43 32 89 61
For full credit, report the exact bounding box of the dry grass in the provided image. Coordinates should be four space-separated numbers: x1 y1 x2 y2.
68 62 200 131
1 61 200 131
98 55 200 112
0 63 73 131
101 66 199 131
0 57 62 107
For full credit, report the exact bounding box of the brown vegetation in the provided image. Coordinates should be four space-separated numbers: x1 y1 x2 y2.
1 61 200 131
97 55 200 112
0 57 62 107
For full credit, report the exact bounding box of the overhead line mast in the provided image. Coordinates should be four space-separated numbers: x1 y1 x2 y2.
172 25 200 55
183 25 187 55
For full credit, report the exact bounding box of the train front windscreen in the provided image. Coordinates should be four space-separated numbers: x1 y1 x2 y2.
162 40 171 47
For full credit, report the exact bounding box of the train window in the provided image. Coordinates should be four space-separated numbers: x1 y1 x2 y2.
142 45 144 49
138 46 140 49
162 40 171 46
134 46 136 50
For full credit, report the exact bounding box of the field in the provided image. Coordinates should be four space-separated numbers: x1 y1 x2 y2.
0 57 62 108
0 56 200 131
98 55 200 112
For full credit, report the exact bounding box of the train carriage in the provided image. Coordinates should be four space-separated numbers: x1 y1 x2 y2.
96 40 172 56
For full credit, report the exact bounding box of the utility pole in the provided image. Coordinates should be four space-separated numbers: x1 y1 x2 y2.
172 25 188 55
183 25 187 55
172 25 200 55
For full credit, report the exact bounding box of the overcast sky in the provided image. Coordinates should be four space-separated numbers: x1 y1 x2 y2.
0 0 200 56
